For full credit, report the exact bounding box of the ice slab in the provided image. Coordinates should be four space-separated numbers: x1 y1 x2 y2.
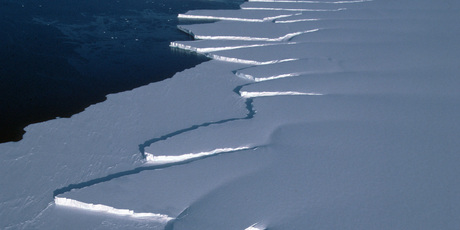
142 91 460 174
169 119 460 229
43 147 276 221
240 71 460 97
289 27 410 43
235 58 343 81
2 0 460 228
205 42 390 65
144 146 252 165
208 40 459 68
171 40 292 53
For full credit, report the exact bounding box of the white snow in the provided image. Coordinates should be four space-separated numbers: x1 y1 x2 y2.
1 0 460 229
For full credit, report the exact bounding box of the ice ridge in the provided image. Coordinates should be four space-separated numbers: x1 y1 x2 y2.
49 0 367 226
178 13 294 22
170 41 296 53
54 197 172 222
191 29 319 42
241 7 347 11
241 91 323 98
145 147 253 165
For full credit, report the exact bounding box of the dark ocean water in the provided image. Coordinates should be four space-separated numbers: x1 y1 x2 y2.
0 0 244 143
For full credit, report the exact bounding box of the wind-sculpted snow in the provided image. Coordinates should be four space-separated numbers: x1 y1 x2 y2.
1 0 460 229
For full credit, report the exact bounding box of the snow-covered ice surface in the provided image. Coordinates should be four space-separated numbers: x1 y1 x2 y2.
1 0 460 229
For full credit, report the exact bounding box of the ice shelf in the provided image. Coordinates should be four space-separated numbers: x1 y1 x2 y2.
1 0 460 229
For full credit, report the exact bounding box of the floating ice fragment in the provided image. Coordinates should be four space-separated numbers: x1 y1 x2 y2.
54 197 172 222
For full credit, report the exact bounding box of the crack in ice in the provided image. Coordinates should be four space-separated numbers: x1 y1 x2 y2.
51 3 330 224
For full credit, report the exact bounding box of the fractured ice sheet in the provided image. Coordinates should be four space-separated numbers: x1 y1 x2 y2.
207 40 459 67
0 61 250 229
240 71 460 97
169 120 460 229
1 0 460 229
142 91 460 170
38 147 276 228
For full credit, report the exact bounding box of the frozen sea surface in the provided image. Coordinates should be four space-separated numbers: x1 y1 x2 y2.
1 0 460 229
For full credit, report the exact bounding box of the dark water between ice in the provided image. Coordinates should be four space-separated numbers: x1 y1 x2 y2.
0 0 243 143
